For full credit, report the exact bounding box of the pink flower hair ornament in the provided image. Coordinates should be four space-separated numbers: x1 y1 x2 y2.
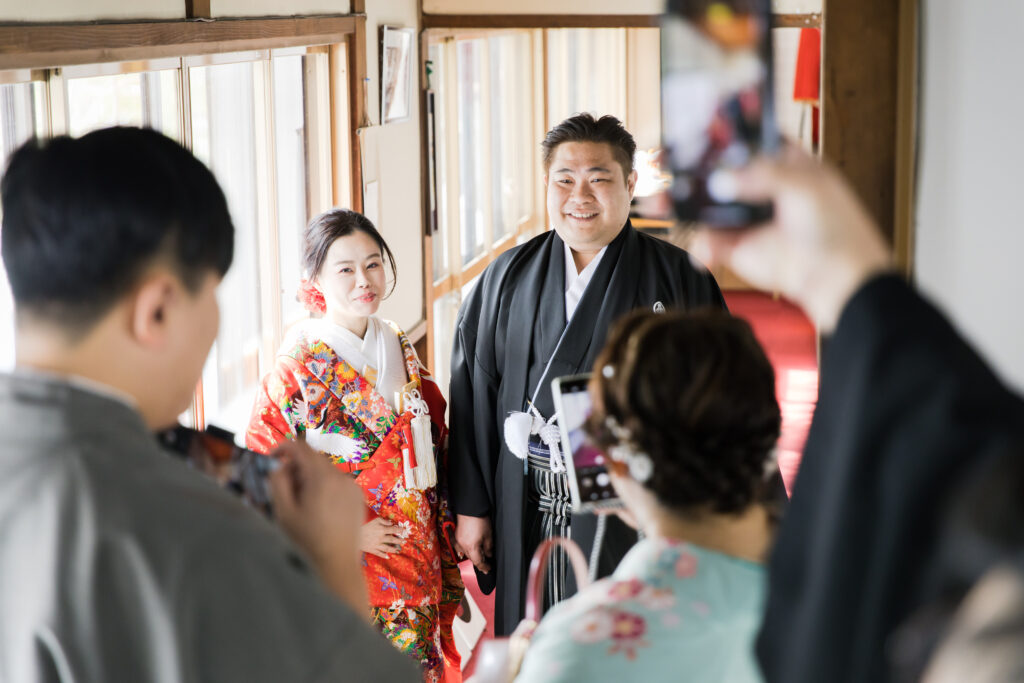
297 278 326 315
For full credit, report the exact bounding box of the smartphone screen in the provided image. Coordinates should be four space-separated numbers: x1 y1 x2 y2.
551 374 621 512
661 0 778 227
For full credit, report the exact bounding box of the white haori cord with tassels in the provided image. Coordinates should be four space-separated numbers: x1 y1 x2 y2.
503 402 566 475
399 388 437 491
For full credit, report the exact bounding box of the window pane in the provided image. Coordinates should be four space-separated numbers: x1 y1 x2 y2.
0 81 47 371
190 62 263 434
271 54 308 330
429 43 450 283
546 29 628 126
456 40 486 266
488 33 533 242
67 70 181 140
430 275 479 396
142 70 183 142
431 291 459 398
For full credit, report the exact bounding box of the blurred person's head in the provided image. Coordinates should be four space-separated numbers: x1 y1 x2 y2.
1 127 233 428
301 208 396 335
586 309 780 540
542 114 638 256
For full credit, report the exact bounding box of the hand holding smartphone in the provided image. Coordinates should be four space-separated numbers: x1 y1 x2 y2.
661 0 778 227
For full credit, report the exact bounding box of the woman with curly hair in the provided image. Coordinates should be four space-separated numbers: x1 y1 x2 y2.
246 209 463 682
516 309 781 682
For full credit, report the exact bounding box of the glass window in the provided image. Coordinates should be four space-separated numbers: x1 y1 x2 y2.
67 69 181 140
189 61 263 434
0 47 342 432
431 290 460 396
456 40 486 266
488 33 533 243
0 80 48 371
271 54 308 330
546 29 628 126
430 275 480 395
0 81 45 160
426 31 540 379
429 43 451 284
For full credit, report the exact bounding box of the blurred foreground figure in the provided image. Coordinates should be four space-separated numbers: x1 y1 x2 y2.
689 149 1024 682
0 128 415 682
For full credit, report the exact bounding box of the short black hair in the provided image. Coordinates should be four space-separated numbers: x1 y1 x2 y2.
1 127 233 332
541 113 637 180
302 208 397 298
586 309 781 515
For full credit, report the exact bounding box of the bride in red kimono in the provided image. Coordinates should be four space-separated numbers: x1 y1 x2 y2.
246 209 463 682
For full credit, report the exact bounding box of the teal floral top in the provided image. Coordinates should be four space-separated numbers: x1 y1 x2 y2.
516 537 765 682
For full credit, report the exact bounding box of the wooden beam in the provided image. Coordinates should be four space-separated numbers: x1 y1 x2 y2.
347 17 367 213
184 0 211 20
772 13 822 29
821 0 901 244
422 12 820 31
0 16 358 70
350 0 366 14
419 30 434 370
422 14 659 29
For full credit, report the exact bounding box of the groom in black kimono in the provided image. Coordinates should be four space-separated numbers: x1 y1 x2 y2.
447 113 725 636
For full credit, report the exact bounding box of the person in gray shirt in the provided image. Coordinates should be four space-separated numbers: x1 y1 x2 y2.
0 127 418 682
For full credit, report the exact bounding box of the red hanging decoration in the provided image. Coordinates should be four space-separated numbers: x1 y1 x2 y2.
793 27 822 147
793 27 821 104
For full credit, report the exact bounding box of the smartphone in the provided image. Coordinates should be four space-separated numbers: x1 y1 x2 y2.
156 424 279 517
661 0 779 227
550 374 622 513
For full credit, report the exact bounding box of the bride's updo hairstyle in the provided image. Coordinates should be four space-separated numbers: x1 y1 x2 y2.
585 309 781 515
302 208 398 297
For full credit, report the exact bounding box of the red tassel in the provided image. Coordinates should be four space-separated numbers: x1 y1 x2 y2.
793 28 821 103
402 423 417 468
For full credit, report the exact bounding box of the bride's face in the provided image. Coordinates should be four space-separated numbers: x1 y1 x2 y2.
315 231 386 330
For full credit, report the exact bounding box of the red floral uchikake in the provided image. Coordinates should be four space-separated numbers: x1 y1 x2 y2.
297 278 326 314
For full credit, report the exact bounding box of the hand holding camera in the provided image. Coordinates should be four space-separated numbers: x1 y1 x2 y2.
269 439 369 613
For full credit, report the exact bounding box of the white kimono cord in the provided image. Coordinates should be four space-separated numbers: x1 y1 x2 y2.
588 513 607 583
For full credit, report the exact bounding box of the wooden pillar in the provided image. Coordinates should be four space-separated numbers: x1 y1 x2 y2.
821 0 911 251
347 16 367 213
185 0 210 19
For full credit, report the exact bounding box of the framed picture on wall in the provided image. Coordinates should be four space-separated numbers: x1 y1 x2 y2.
381 26 414 124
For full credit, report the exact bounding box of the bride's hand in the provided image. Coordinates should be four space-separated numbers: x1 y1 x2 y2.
360 517 406 558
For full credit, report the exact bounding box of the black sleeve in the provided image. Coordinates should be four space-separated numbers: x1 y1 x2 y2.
447 279 500 519
757 274 1024 683
698 267 728 312
680 251 728 312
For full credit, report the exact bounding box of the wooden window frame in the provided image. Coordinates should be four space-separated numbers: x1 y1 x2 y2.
420 29 545 372
0 15 369 428
420 13 821 30
418 23 664 375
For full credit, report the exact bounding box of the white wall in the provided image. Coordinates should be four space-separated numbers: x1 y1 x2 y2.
914 1 1024 392
211 0 350 15
364 0 425 332
771 0 821 12
0 0 182 21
